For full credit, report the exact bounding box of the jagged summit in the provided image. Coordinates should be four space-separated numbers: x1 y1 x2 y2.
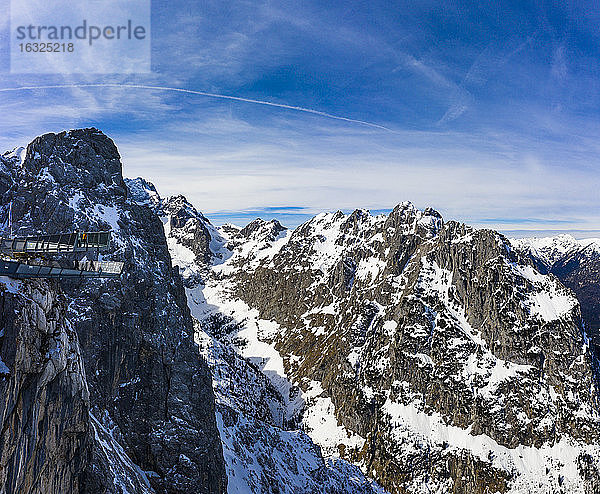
239 217 286 239
512 234 586 269
124 177 161 211
0 129 131 236
24 128 126 192
1 146 26 165
171 193 600 492
513 234 600 268
162 194 211 227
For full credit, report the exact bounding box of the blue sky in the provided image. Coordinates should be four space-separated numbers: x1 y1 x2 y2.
0 0 599 234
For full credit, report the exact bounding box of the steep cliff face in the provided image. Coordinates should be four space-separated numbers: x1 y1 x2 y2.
0 129 226 493
3 129 599 494
168 201 600 494
0 278 90 494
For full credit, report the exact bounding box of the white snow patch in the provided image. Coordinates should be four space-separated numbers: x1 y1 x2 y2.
302 380 365 457
527 290 576 322
355 256 387 282
510 262 577 322
382 398 597 494
0 276 21 294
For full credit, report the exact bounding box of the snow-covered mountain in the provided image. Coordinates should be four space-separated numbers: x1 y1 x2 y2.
2 129 600 494
157 192 600 493
511 234 600 270
512 235 600 346
127 177 385 493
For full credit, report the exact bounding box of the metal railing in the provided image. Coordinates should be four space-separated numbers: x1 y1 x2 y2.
0 231 123 279
0 259 123 279
0 231 111 255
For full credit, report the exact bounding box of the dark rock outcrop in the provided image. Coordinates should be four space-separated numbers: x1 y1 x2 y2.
162 195 213 266
0 279 90 494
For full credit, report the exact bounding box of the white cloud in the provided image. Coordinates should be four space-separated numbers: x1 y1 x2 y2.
114 113 600 231
551 45 568 80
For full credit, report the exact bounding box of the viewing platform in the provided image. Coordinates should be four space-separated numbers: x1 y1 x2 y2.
0 259 123 279
0 231 123 279
0 231 111 255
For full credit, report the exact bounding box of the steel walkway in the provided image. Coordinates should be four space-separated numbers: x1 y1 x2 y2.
0 231 111 255
0 231 123 279
0 259 123 279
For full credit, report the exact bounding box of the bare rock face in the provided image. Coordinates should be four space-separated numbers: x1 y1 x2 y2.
3 128 600 494
0 129 227 494
162 195 213 264
23 128 127 195
157 194 388 493
0 279 90 494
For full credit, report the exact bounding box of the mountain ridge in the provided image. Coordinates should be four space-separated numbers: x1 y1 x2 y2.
512 234 600 347
1 129 227 493
156 189 600 493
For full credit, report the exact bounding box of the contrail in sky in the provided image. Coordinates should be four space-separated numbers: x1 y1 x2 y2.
0 83 394 132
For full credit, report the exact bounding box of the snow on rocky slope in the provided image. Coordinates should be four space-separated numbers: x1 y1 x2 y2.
126 178 386 493
511 234 600 270
512 235 600 346
154 193 600 494
3 129 600 494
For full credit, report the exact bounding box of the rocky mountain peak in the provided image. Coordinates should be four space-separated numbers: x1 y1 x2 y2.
202 202 600 493
239 218 286 240
1 129 129 235
162 194 209 228
512 234 583 270
1 130 227 493
1 146 26 165
124 177 161 212
386 201 444 238
4 128 600 494
23 128 126 195
340 209 378 233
